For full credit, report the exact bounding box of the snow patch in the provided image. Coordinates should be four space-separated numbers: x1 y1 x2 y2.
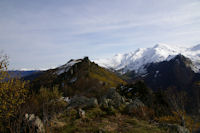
55 59 81 75
154 71 159 78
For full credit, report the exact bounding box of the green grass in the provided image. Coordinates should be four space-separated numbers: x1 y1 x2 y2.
89 63 125 88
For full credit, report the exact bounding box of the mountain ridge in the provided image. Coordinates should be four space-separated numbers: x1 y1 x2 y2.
95 43 200 74
29 57 126 97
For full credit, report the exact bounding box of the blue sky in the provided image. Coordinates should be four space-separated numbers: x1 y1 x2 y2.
0 0 200 70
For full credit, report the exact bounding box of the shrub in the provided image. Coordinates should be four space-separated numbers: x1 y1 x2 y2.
125 106 154 120
85 107 106 119
36 86 67 119
155 111 199 132
66 109 78 120
0 53 29 133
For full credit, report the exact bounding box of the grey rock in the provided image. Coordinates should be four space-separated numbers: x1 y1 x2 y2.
100 88 126 109
159 123 190 133
78 108 86 118
24 113 45 133
68 96 98 109
125 98 145 115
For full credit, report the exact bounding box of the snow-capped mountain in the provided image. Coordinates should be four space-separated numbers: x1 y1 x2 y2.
95 43 200 74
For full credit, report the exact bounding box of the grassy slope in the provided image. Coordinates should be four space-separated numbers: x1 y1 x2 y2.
66 61 126 97
89 63 125 88
30 58 126 97
53 112 166 133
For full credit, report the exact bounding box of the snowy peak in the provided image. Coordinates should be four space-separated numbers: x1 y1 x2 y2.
95 44 200 74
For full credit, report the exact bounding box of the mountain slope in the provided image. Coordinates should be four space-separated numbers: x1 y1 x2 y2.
95 44 200 74
141 54 197 90
30 57 126 97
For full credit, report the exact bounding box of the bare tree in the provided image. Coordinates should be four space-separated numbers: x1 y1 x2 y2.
166 87 187 127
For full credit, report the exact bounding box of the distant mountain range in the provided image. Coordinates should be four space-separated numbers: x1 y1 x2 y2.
12 43 200 92
95 44 200 74
13 43 200 78
8 70 41 78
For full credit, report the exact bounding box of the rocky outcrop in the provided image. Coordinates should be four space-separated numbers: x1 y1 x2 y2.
100 88 128 109
78 108 86 118
67 96 98 109
24 114 45 133
125 98 145 113
159 123 190 133
124 98 147 118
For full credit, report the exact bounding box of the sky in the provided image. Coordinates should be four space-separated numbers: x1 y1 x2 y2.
0 0 200 70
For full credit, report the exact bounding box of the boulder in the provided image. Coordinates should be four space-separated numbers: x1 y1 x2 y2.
67 96 98 109
78 108 86 118
100 88 127 109
24 113 45 133
124 98 146 117
159 123 190 133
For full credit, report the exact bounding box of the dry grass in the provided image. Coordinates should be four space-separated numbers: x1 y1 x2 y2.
57 111 166 133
